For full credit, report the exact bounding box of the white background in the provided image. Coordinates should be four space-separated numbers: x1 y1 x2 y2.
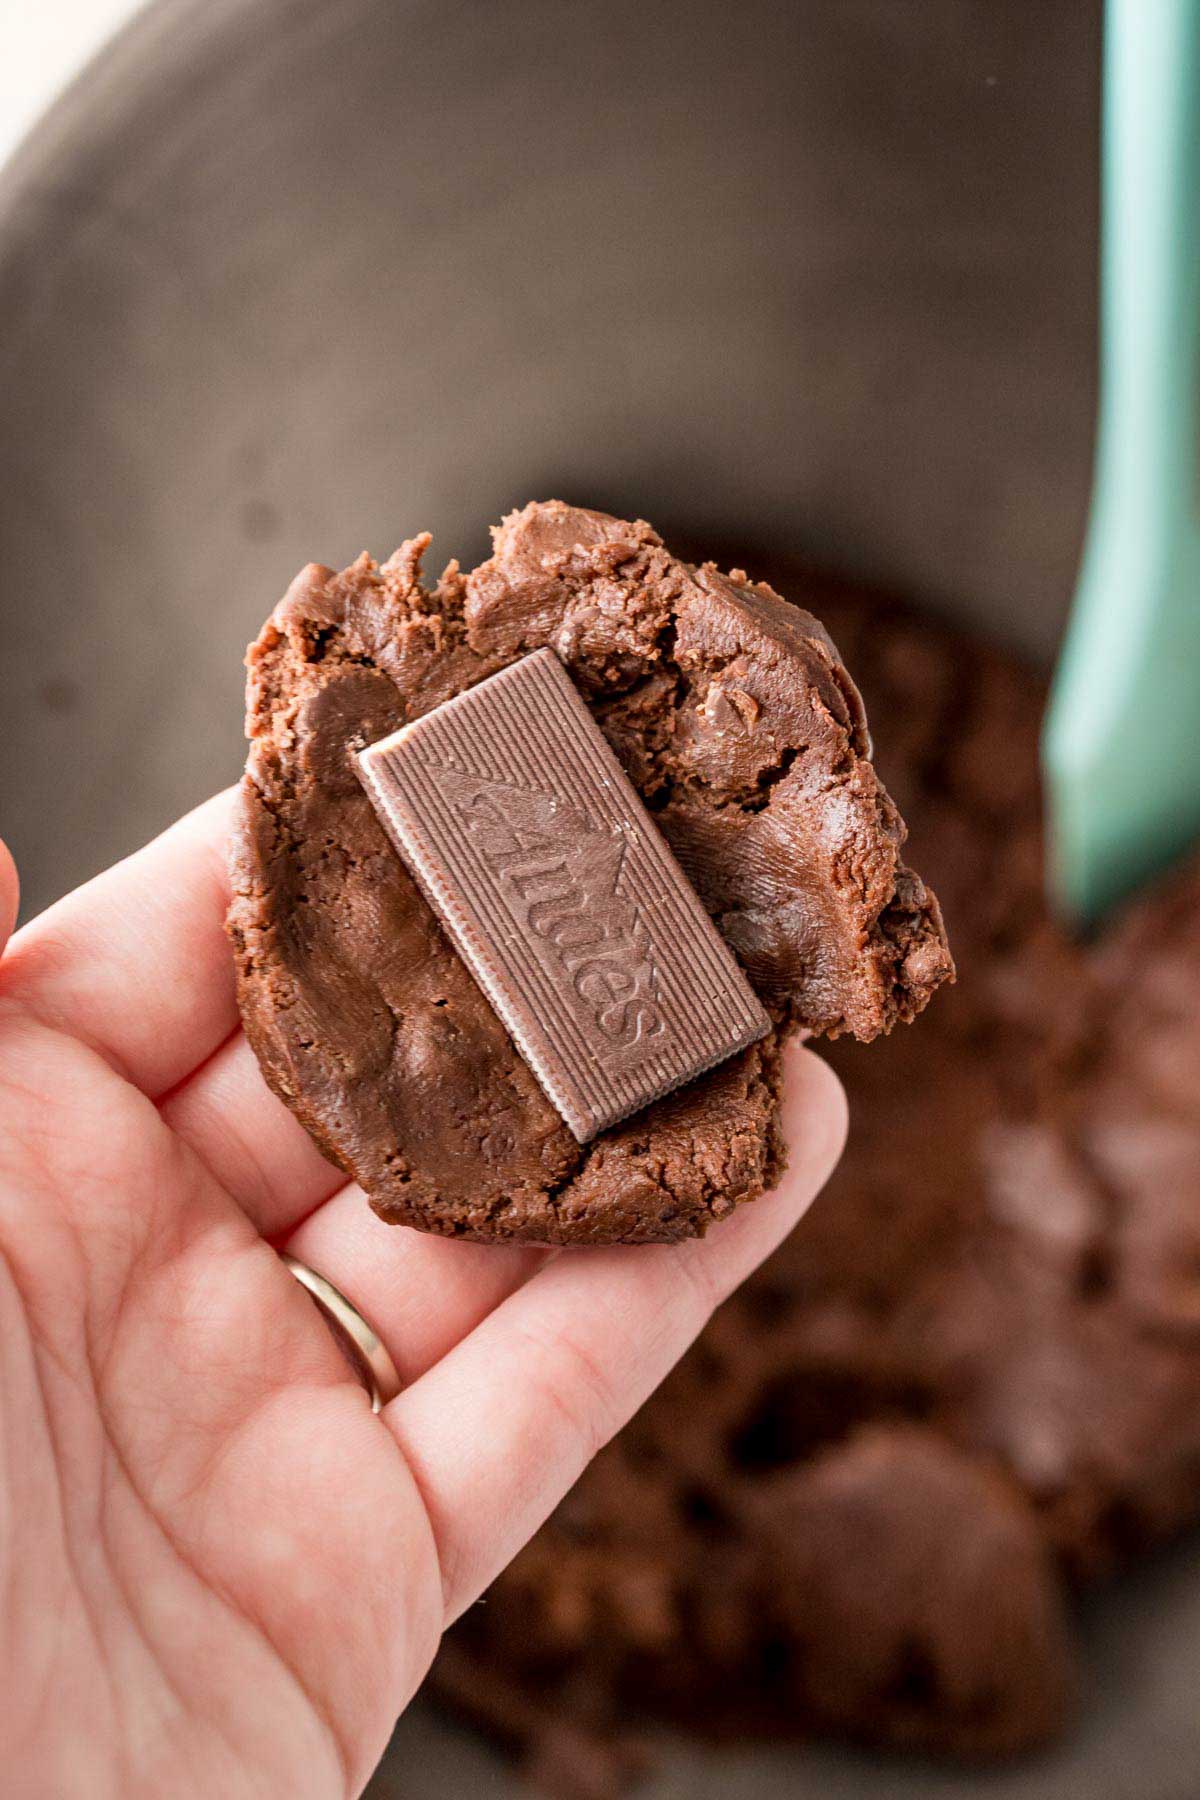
0 0 142 171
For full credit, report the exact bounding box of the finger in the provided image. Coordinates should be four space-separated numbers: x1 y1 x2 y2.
385 1043 847 1621
160 1029 347 1237
0 839 18 954
283 1187 550 1384
2 789 237 1097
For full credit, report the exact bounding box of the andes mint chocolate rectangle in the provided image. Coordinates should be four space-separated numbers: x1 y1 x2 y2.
356 648 770 1143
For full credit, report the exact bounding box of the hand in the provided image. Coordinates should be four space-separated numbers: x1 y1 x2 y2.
0 794 845 1798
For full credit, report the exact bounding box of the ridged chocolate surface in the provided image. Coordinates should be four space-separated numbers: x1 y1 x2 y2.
357 650 769 1141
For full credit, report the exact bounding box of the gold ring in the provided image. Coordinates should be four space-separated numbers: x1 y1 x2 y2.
281 1254 402 1413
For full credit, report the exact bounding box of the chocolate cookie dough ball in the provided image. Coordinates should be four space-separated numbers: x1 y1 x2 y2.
230 502 951 1244
756 1427 1072 1756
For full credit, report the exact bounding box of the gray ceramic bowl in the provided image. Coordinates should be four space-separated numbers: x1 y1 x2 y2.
1 0 1100 919
4 3 1199 1796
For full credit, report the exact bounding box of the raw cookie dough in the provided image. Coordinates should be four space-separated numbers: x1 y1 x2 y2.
434 574 1200 1778
229 503 951 1243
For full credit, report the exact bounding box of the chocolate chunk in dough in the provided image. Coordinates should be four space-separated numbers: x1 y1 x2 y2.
229 503 952 1244
355 649 771 1142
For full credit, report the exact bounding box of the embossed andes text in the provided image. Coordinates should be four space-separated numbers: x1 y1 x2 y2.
356 648 771 1141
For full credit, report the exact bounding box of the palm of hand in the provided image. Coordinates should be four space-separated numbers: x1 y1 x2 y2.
3 983 430 1796
0 798 842 1798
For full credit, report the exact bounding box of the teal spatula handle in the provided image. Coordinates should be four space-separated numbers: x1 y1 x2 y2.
1044 0 1200 923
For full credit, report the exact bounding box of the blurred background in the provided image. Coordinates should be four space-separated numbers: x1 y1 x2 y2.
4 3 1200 1797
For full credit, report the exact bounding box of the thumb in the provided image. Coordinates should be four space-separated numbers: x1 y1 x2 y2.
0 839 20 956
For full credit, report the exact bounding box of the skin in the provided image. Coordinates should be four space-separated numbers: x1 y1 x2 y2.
0 790 846 1798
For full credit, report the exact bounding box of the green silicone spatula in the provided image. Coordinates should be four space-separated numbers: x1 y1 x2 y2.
1044 0 1200 924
